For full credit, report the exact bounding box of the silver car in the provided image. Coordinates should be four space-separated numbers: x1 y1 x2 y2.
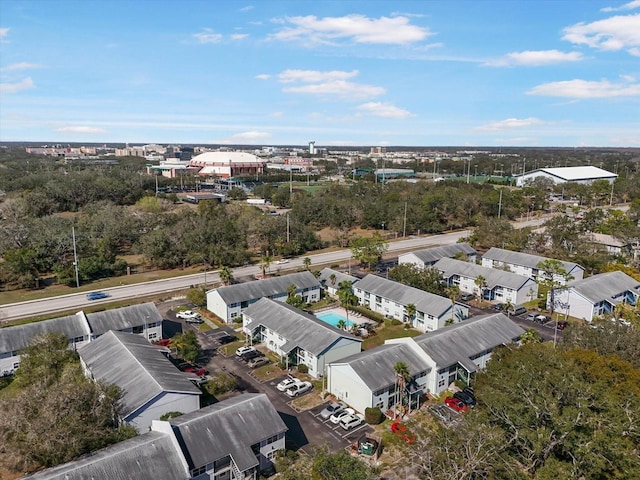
319 401 348 420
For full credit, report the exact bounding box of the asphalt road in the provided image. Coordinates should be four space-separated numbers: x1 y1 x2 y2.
0 229 471 322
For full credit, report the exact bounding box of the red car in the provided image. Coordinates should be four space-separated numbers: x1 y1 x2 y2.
155 339 172 347
184 367 208 377
445 396 469 412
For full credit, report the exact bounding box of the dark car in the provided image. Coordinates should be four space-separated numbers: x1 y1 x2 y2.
86 291 109 300
218 333 237 345
459 293 475 302
556 321 568 330
493 303 504 311
454 390 477 407
240 350 263 361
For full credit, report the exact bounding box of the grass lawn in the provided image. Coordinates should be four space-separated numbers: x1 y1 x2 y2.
362 323 422 350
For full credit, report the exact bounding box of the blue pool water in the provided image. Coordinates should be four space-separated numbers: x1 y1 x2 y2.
316 311 355 329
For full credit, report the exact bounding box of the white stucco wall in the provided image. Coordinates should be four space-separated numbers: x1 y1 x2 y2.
206 290 231 323
317 338 362 376
327 364 373 414
553 288 595 322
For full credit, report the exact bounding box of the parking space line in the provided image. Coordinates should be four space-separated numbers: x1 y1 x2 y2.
342 424 367 438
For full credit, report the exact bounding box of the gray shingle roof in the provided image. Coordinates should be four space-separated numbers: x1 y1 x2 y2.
355 275 452 317
169 393 287 471
244 298 361 356
568 271 640 304
22 431 189 480
483 247 582 273
414 313 525 372
333 343 431 392
434 257 532 290
318 268 359 289
86 302 163 335
401 243 476 265
214 271 320 305
78 331 200 418
0 313 89 354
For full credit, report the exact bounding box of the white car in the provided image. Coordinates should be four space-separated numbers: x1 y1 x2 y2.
176 310 199 320
275 259 290 265
339 413 365 430
276 375 302 392
330 408 355 424
235 346 256 357
320 401 348 420
285 381 312 397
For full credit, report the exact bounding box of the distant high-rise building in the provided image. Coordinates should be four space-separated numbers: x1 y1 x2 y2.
309 141 316 155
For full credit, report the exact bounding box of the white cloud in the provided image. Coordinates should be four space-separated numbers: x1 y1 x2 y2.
271 14 432 45
0 27 8 42
601 0 640 12
277 69 359 83
356 102 414 119
269 111 284 118
255 74 271 80
283 80 386 99
193 29 223 44
484 50 584 66
527 78 640 98
0 77 34 94
239 5 254 12
56 126 107 134
562 13 640 56
2 62 43 71
474 117 546 131
218 131 271 144
230 33 249 40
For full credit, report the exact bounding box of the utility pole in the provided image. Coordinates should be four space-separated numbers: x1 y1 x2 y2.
466 159 470 184
286 214 290 243
497 189 503 219
155 173 159 197
289 168 293 194
609 179 614 206
403 201 407 238
72 227 80 288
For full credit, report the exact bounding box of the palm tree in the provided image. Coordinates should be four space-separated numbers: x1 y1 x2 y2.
336 319 347 331
260 254 272 279
219 266 233 286
405 303 416 325
337 280 358 322
329 273 337 287
474 275 487 303
444 285 460 325
393 362 411 419
303 257 311 271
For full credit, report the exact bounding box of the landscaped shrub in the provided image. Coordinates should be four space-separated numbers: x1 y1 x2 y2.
390 318 402 326
202 373 237 396
297 364 309 374
160 411 183 421
364 407 384 425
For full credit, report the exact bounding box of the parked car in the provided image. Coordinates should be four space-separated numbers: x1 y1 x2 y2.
86 291 109 300
339 413 365 430
184 367 208 377
535 314 551 324
235 346 256 357
285 381 313 397
154 339 172 347
330 408 355 424
429 404 453 422
556 321 568 330
509 305 527 316
445 396 469 412
218 333 237 344
176 310 200 320
185 315 204 324
454 390 476 407
247 357 270 369
459 293 475 302
240 350 263 361
493 302 504 311
525 313 538 322
275 259 289 264
320 401 348 420
276 375 302 392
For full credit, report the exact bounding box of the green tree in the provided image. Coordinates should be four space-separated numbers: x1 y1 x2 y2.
260 253 272 278
337 280 358 322
14 333 79 388
444 285 460 323
393 361 411 418
186 287 207 307
219 265 234 286
286 283 305 309
350 233 388 270
474 275 487 302
388 264 446 295
405 303 417 324
172 331 201 363
303 257 311 271
336 319 348 331
312 447 377 480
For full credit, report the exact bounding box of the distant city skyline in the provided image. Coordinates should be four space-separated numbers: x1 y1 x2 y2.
1 1 639 147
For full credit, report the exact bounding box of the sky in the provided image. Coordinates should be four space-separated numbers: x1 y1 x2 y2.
1 1 639 147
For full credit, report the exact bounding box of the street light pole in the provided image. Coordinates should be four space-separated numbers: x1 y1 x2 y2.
72 227 80 288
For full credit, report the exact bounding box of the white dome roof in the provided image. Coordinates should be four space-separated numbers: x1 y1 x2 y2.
191 151 262 163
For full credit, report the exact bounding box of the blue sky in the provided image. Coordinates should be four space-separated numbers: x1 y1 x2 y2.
1 1 639 147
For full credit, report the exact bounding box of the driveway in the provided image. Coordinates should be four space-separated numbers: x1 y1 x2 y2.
195 326 367 453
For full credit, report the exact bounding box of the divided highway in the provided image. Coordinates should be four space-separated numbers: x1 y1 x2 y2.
1 230 472 322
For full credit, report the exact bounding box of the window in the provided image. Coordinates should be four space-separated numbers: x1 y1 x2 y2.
438 378 446 388
148 333 158 340
132 326 143 334
13 362 20 369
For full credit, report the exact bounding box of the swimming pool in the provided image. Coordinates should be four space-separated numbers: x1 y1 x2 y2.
316 311 355 329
